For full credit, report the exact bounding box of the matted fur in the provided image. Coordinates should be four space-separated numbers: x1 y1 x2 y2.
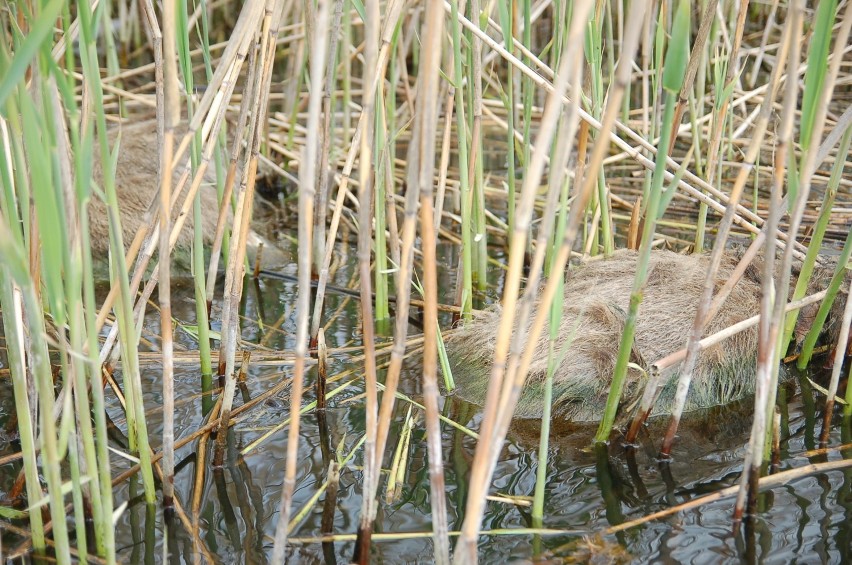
447 249 845 422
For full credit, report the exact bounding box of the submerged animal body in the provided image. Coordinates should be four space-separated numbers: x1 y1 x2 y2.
447 249 844 422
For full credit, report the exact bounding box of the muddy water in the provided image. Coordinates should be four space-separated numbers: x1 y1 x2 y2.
0 235 850 563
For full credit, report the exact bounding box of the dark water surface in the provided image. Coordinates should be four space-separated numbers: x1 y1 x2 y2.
1 236 851 564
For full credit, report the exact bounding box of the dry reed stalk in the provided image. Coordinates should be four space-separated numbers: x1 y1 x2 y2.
158 0 181 510
352 0 381 559
313 0 345 278
316 328 328 409
653 5 795 456
733 0 804 523
413 1 450 559
434 92 455 233
206 64 255 309
191 396 222 522
667 0 719 154
453 2 808 257
454 2 596 562
308 0 404 344
705 0 749 179
608 457 852 535
821 276 852 442
215 0 282 473
271 0 326 557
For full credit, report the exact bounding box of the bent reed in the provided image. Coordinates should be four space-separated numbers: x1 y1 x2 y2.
448 248 849 422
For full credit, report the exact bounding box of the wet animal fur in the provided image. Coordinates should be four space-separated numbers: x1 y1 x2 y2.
447 249 848 422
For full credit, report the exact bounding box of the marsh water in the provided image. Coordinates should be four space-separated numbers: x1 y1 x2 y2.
1 229 851 564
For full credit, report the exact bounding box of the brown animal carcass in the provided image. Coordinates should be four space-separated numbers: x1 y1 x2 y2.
447 249 847 422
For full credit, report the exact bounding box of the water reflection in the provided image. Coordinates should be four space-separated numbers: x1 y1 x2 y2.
0 237 849 563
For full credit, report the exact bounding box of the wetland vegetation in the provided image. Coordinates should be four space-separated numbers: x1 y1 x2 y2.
1 0 851 563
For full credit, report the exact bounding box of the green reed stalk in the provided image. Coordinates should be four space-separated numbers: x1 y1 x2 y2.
60 103 111 556
532 175 570 548
521 0 532 176
374 90 390 322
449 0 473 320
468 0 487 291
100 0 124 116
384 30 401 279
0 77 46 552
641 4 665 206
67 430 88 560
78 0 158 502
797 231 852 369
782 127 852 351
0 217 71 561
0 277 45 551
584 6 613 255
595 0 689 444
604 1 615 84
342 0 352 141
195 0 217 401
66 101 117 560
846 366 852 418
798 0 837 154
496 0 516 238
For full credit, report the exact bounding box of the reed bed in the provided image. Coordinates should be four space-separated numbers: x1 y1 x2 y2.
1 0 851 563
